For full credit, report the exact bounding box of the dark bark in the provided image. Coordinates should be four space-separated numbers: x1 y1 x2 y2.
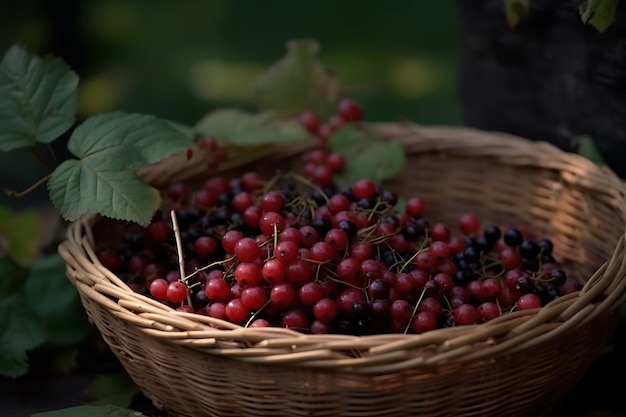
457 0 626 177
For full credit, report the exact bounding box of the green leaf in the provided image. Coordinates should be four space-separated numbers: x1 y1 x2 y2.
0 205 40 266
24 253 93 346
87 373 141 408
0 44 79 151
580 0 619 32
49 160 161 226
31 405 148 417
0 257 29 297
394 196 407 214
573 134 607 165
329 126 406 185
167 119 197 139
504 0 530 29
195 109 308 146
254 39 340 117
0 294 47 378
48 112 193 226
67 112 194 168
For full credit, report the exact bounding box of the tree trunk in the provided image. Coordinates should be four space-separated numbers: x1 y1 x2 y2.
457 0 626 178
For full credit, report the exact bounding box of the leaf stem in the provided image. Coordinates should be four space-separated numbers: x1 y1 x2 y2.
4 173 52 198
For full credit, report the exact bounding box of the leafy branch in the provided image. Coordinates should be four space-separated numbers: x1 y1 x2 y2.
0 44 196 227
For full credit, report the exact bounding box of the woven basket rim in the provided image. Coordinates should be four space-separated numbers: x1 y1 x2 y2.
58 123 626 375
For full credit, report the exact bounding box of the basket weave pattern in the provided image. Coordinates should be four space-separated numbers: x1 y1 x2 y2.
59 125 626 417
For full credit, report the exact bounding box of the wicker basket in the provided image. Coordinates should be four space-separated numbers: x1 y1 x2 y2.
58 124 626 417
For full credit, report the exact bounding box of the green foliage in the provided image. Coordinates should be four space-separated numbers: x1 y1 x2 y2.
47 112 193 226
0 46 196 226
24 253 92 346
0 294 47 377
0 44 79 151
0 206 40 266
0 251 92 377
329 125 406 185
502 0 619 33
0 256 29 296
504 0 529 29
87 373 141 408
580 0 620 32
254 39 340 118
31 405 148 417
195 39 406 184
195 109 308 145
573 134 607 165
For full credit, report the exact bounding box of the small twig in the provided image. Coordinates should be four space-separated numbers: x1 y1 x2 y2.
398 230 430 273
404 288 427 335
170 209 194 306
4 173 52 198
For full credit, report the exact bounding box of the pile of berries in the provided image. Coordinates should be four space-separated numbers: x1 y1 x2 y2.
96 156 576 336
95 98 577 335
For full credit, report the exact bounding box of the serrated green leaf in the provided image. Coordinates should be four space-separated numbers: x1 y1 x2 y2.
47 112 193 226
24 253 92 346
329 126 406 185
0 44 79 151
254 39 340 117
504 0 529 29
0 205 40 265
88 373 140 408
67 112 194 168
0 294 47 378
580 0 619 32
328 125 368 155
48 159 161 226
0 257 29 296
195 109 308 146
342 140 405 184
31 405 148 417
167 119 197 139
573 134 607 165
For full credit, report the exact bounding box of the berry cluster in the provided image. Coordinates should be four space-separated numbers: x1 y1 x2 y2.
95 97 577 335
181 97 363 174
97 157 576 335
298 98 365 144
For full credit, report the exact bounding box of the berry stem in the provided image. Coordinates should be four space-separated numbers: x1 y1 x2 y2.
244 298 272 328
170 209 193 306
404 288 427 335
288 172 330 204
398 230 430 273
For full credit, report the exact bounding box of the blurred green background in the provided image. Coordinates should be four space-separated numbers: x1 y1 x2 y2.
0 1 463 210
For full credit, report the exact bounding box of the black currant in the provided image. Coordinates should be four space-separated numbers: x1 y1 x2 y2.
462 245 481 263
503 228 523 247
483 225 502 245
549 268 567 286
519 239 541 259
537 238 554 255
337 219 358 238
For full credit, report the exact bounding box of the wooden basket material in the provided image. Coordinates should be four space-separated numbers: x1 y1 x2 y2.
58 124 626 417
